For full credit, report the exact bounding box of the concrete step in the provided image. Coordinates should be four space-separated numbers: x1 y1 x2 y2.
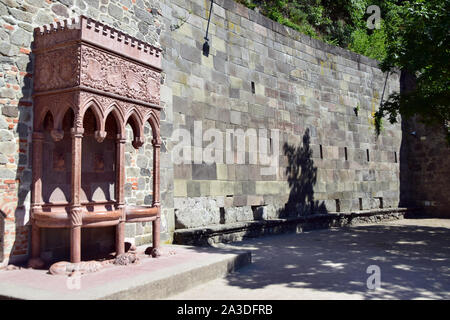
0 244 251 300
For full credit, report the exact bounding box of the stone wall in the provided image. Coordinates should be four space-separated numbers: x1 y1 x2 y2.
0 0 408 265
400 117 450 217
0 0 174 265
159 0 402 229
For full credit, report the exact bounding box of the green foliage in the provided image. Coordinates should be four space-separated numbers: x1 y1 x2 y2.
235 0 388 60
354 103 360 116
375 0 450 141
349 23 386 61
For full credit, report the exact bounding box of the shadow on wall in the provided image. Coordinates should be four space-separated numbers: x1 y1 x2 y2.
280 129 327 217
0 210 5 263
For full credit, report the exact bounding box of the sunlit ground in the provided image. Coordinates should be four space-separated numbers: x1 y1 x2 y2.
168 218 450 300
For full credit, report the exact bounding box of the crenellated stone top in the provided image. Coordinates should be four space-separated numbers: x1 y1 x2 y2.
33 15 162 107
33 15 162 69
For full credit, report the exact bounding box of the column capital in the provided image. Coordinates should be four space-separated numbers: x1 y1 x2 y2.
152 201 161 208
51 129 65 141
116 133 127 143
132 136 145 149
71 127 84 138
152 138 162 147
95 130 107 143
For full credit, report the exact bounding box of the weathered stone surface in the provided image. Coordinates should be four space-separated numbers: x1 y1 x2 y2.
9 7 33 23
51 3 69 17
84 0 99 9
0 43 18 57
224 206 254 223
253 205 277 220
108 3 122 20
33 10 54 25
174 197 221 229
0 129 13 142
0 168 16 179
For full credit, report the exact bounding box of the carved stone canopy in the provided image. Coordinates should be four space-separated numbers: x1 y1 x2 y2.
31 16 163 265
33 15 162 144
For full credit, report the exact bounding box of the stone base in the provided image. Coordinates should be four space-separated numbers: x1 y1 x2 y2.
174 207 419 246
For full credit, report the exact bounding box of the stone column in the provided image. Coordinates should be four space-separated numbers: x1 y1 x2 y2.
115 134 126 256
30 132 44 261
151 137 161 257
70 127 84 263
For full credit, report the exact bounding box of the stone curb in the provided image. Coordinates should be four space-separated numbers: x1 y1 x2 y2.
174 207 420 246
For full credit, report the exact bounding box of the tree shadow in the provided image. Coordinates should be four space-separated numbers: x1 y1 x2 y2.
0 211 5 263
215 222 450 299
280 128 327 217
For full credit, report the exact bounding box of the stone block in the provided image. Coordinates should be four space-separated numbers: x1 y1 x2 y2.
224 206 253 223
175 197 221 228
180 45 201 64
192 163 217 180
174 179 187 197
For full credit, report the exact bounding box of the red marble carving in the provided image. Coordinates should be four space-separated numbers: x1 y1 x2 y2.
80 45 160 105
31 16 163 268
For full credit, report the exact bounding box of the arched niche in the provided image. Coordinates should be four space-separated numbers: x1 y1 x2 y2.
41 108 74 205
31 16 163 265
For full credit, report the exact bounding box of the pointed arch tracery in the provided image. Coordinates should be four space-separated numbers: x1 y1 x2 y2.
31 16 162 264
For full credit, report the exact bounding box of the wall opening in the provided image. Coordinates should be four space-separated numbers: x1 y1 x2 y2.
344 147 348 161
320 145 323 159
394 151 398 163
378 197 384 209
251 81 255 94
366 149 370 162
219 207 225 224
359 198 363 210
252 205 263 220
335 199 341 212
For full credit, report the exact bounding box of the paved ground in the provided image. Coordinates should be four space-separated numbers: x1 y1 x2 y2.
0 245 250 299
168 218 450 300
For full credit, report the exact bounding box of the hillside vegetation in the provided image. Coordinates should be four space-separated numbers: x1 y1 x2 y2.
235 0 397 61
236 0 449 141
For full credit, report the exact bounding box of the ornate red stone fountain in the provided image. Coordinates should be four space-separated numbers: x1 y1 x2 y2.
29 16 163 268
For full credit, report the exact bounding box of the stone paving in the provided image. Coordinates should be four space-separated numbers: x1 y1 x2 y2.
0 244 250 300
168 218 450 300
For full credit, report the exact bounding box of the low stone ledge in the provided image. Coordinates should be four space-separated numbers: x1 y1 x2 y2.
173 207 419 246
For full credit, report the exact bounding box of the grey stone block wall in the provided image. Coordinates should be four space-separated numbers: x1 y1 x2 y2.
160 0 402 229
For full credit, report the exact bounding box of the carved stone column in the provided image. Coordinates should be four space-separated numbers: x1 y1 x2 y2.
70 127 84 263
115 134 126 256
30 132 44 260
151 137 161 257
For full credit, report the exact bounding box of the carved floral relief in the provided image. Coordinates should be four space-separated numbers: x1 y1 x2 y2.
34 46 80 92
80 46 160 105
